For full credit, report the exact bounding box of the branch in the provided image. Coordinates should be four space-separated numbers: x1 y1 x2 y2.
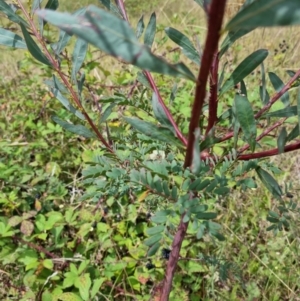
184 1 226 167
238 140 300 160
17 0 114 153
143 71 188 146
160 2 227 300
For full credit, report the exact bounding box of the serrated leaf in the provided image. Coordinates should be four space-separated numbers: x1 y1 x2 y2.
52 116 95 138
136 15 144 39
37 7 195 81
20 23 51 66
72 38 88 83
147 241 160 257
269 72 289 106
124 117 182 147
234 94 256 152
220 49 268 95
144 234 162 246
144 12 156 48
225 0 300 30
8 216 23 227
256 166 282 199
165 27 200 65
146 225 165 236
0 28 27 49
277 127 287 154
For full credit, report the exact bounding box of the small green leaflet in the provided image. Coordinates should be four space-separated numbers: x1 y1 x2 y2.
144 12 156 48
269 72 289 106
234 94 257 152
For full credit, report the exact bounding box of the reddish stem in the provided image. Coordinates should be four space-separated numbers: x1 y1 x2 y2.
184 1 226 168
206 51 219 135
238 140 300 160
160 2 227 300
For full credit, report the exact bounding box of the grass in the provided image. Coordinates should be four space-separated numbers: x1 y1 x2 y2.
1 1 300 300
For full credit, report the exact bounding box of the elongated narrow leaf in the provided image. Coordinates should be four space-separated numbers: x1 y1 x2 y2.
191 128 201 175
240 80 247 96
269 72 289 106
256 166 282 199
99 103 116 123
99 0 122 17
265 106 297 118
52 116 95 138
219 0 256 57
124 117 183 147
144 234 162 246
218 62 228 89
151 93 174 133
136 15 144 39
277 127 287 154
20 24 51 66
0 28 27 49
259 62 269 104
234 94 256 152
165 27 200 65
226 0 300 30
72 38 88 82
144 12 156 48
0 0 28 26
32 0 43 13
45 0 59 10
48 80 85 120
37 7 195 81
220 49 268 95
287 124 299 142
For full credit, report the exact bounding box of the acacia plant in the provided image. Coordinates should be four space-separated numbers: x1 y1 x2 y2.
1 0 300 300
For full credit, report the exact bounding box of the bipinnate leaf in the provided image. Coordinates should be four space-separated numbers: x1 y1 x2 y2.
269 72 289 106
0 0 28 26
144 12 156 48
37 6 195 81
20 24 51 66
0 28 27 49
220 49 268 95
226 0 300 30
72 38 88 83
124 117 182 147
256 166 282 199
277 127 287 154
165 27 200 65
52 116 95 138
234 94 257 152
